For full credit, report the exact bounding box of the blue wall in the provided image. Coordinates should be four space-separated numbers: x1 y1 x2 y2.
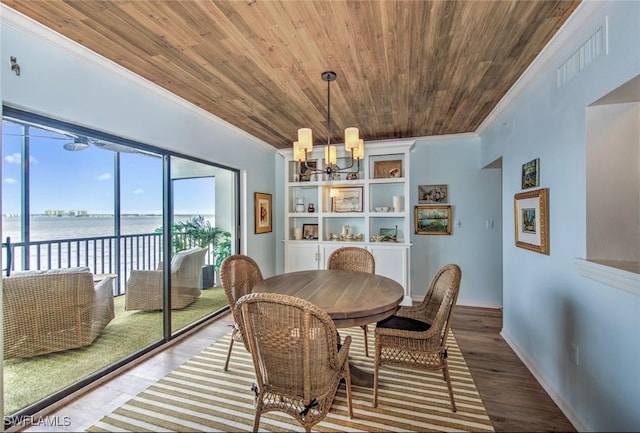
479 2 640 431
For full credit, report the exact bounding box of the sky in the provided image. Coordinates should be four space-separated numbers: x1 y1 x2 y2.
2 120 215 215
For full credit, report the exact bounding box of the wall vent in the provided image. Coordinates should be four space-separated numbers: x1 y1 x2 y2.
557 19 608 88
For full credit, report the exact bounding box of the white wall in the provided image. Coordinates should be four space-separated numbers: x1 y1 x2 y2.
0 6 279 276
479 1 640 431
409 134 502 308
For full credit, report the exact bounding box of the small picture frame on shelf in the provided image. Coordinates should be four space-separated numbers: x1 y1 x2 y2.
379 227 398 242
415 205 452 235
299 160 318 182
373 160 402 178
331 187 363 212
302 223 318 240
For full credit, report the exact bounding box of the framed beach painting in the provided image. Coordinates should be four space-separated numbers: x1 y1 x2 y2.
331 186 363 212
514 188 549 254
414 205 452 235
254 192 272 234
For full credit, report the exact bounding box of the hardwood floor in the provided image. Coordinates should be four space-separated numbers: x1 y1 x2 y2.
452 306 576 432
19 306 575 432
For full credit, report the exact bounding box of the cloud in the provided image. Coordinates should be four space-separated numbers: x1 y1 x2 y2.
5 153 20 164
4 153 38 164
98 173 111 181
4 178 16 184
133 188 144 194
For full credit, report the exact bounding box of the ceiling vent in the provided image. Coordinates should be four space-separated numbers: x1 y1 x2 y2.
557 18 608 88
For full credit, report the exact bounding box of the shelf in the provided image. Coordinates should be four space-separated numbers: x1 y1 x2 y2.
282 140 415 292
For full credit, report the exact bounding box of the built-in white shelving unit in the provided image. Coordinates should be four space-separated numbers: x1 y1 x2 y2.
278 140 415 304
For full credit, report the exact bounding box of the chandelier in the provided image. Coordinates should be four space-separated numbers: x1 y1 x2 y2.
293 71 364 177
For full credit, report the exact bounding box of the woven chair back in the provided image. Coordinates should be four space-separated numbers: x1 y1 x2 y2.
327 247 375 273
422 264 461 344
220 254 264 309
237 292 340 402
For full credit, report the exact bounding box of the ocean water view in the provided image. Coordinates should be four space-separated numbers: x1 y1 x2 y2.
1 214 215 242
1 215 216 287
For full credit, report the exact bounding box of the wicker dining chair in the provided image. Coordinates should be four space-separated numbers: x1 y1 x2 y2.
236 292 353 432
327 246 375 356
373 264 462 411
220 254 264 371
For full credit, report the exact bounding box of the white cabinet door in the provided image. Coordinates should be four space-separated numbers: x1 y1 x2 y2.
285 243 321 272
367 245 410 303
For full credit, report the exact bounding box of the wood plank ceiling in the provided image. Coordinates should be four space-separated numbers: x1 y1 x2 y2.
4 0 580 149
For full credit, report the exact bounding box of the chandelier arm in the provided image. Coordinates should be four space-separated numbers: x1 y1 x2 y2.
294 71 363 178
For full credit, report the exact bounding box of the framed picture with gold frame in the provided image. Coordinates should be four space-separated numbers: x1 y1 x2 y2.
254 192 272 234
414 205 452 235
514 188 549 254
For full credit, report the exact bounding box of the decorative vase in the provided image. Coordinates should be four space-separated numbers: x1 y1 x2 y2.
393 195 402 212
295 197 305 213
341 224 350 238
307 203 315 213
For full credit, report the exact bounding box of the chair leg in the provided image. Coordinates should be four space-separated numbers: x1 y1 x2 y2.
345 363 353 418
252 412 261 432
443 363 457 412
372 344 380 407
224 338 234 371
361 324 369 357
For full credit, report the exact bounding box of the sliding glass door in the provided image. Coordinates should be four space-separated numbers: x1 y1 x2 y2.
1 109 239 425
169 156 237 335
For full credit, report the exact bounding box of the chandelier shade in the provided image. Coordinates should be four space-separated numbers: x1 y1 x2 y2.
293 71 363 176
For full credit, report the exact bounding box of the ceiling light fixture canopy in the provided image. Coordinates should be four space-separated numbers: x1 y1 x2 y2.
62 136 91 151
293 71 363 177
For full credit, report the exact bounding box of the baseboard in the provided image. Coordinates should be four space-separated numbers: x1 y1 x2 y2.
500 329 590 432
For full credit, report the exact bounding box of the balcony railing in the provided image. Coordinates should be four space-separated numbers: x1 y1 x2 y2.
2 233 215 295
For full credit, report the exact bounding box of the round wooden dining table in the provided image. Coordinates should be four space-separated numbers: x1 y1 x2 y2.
252 269 404 387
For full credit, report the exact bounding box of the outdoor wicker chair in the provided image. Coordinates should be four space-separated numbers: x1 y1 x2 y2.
373 263 462 411
236 292 353 432
219 254 264 371
124 246 206 311
3 268 115 359
327 246 375 356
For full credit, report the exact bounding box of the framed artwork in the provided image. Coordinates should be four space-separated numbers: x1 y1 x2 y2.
331 186 363 212
418 184 448 203
302 223 318 240
254 192 272 234
514 188 549 254
379 227 398 242
415 205 452 235
373 160 402 178
521 158 540 189
299 160 318 182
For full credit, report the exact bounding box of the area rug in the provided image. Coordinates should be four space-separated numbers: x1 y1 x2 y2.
87 327 494 432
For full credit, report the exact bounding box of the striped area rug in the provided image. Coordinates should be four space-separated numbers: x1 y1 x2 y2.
87 327 494 432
